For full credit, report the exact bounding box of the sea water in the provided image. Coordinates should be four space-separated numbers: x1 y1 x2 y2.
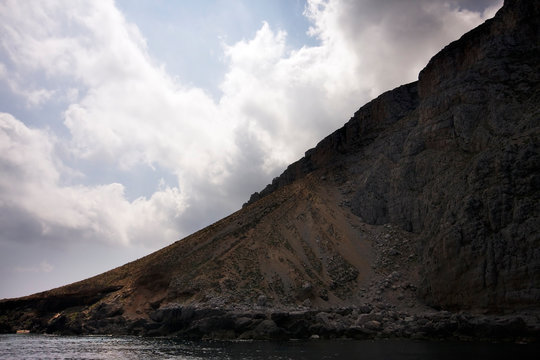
1 334 539 359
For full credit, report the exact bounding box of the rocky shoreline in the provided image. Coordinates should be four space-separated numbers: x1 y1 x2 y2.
24 303 538 343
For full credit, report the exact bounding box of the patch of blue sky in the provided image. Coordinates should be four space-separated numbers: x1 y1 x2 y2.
0 51 84 138
115 0 318 99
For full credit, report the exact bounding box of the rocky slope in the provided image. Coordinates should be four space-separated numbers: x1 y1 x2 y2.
0 0 538 342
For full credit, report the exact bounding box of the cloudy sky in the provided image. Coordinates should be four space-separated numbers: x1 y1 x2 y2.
0 0 501 299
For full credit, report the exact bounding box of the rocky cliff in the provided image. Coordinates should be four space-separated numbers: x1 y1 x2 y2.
247 0 540 311
0 0 538 341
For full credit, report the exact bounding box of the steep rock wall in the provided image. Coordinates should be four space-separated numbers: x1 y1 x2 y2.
247 0 540 311
415 0 540 310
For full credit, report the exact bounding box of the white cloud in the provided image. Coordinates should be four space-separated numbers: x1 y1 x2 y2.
0 62 56 107
0 0 501 252
219 20 366 175
304 0 502 98
0 113 187 247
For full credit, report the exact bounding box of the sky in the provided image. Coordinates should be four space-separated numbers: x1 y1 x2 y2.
0 0 502 299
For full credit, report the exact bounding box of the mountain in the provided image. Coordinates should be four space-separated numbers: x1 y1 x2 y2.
1 0 539 341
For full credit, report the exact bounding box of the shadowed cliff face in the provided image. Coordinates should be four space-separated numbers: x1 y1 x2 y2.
246 0 540 311
0 0 538 338
414 0 540 310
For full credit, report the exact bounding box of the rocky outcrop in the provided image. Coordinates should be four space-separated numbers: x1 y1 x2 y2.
0 0 538 341
128 305 540 342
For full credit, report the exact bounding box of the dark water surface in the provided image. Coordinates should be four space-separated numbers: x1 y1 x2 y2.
1 334 539 359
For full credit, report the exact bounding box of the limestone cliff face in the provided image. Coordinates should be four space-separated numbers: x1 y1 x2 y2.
246 0 540 311
415 0 540 310
0 0 538 338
